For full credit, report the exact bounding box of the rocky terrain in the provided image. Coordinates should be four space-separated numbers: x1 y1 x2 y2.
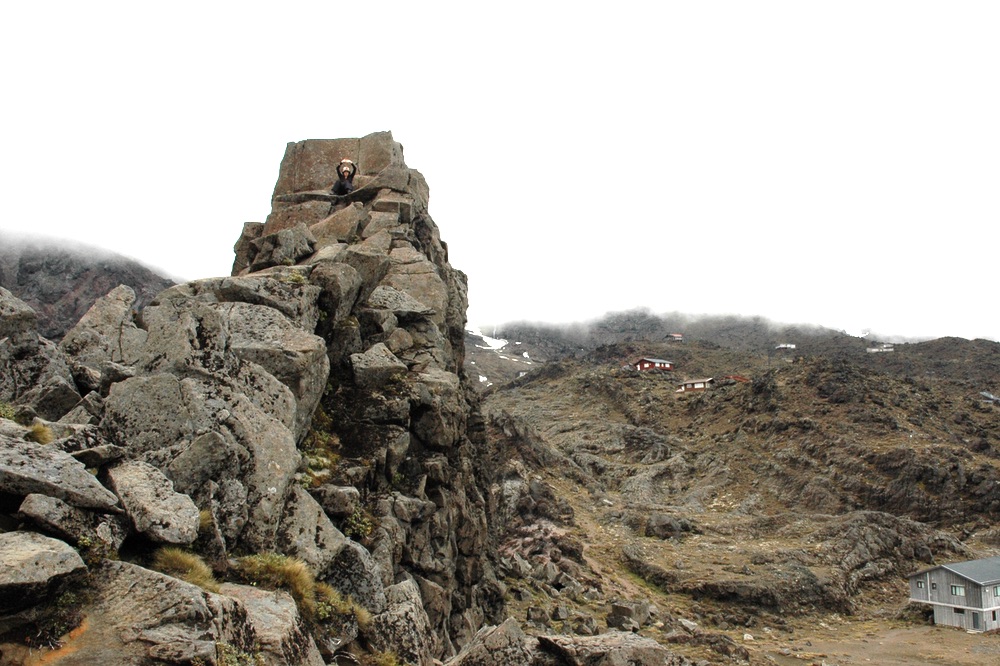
0 232 175 340
2 131 1000 666
467 320 1000 663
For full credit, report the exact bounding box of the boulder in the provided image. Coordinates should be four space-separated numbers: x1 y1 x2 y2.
232 221 264 275
411 368 466 449
59 284 147 369
262 200 332 238
0 532 86 615
152 272 323 333
310 202 367 244
101 374 196 456
17 493 129 550
272 137 362 196
220 583 325 666
276 485 348 576
325 540 387 615
138 299 237 379
350 343 407 389
45 561 258 665
165 431 244 497
444 618 532 666
309 484 360 518
537 632 694 666
249 223 316 272
0 434 120 511
362 210 404 239
0 286 39 354
15 373 82 421
105 460 200 545
309 260 363 325
367 284 435 320
384 245 449 326
216 301 329 441
366 578 435 666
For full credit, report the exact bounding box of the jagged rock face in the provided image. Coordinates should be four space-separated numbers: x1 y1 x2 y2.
0 131 501 665
229 131 502 656
0 232 175 341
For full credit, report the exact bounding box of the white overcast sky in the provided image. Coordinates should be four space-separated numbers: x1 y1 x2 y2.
1 2 998 341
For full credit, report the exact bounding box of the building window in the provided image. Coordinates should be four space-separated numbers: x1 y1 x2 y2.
932 583 937 590
994 611 998 622
952 585 966 597
955 608 965 615
916 581 925 589
995 586 1000 597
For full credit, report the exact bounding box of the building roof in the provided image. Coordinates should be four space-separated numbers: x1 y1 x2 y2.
634 358 673 365
678 378 714 385
911 556 1000 585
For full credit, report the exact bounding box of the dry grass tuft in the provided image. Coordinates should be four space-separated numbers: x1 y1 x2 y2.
314 582 371 627
25 423 54 444
362 651 402 666
235 553 318 620
152 547 220 593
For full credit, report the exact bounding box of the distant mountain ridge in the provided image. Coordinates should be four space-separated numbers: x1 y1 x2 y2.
466 309 1000 392
0 231 175 340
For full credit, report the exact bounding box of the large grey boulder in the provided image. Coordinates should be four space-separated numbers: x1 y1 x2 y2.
220 583 325 666
0 295 80 417
537 632 695 666
42 561 257 665
152 272 323 332
18 493 129 550
138 299 237 379
102 374 301 552
366 578 435 666
325 540 387 615
383 245 449 327
249 223 316 272
101 373 196 456
59 284 147 369
309 259 363 325
310 203 367 244
444 618 532 666
367 284 435 319
105 460 200 545
411 368 466 450
0 435 120 511
0 532 86 614
350 343 407 389
14 373 82 421
0 286 39 354
276 485 348 576
216 301 329 441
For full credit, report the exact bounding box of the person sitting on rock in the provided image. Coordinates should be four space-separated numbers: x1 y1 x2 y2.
331 159 357 196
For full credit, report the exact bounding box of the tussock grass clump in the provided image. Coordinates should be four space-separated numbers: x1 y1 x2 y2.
235 553 318 620
234 553 371 627
198 508 214 532
25 423 54 444
0 402 15 420
152 547 220 593
315 581 372 628
362 651 403 666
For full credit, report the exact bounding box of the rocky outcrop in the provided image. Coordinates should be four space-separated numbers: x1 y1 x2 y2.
0 532 86 615
0 435 120 512
0 132 502 665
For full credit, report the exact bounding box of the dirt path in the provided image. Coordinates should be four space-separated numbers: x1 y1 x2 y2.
755 624 1000 665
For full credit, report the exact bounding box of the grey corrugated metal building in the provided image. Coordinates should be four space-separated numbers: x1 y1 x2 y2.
908 556 1000 631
